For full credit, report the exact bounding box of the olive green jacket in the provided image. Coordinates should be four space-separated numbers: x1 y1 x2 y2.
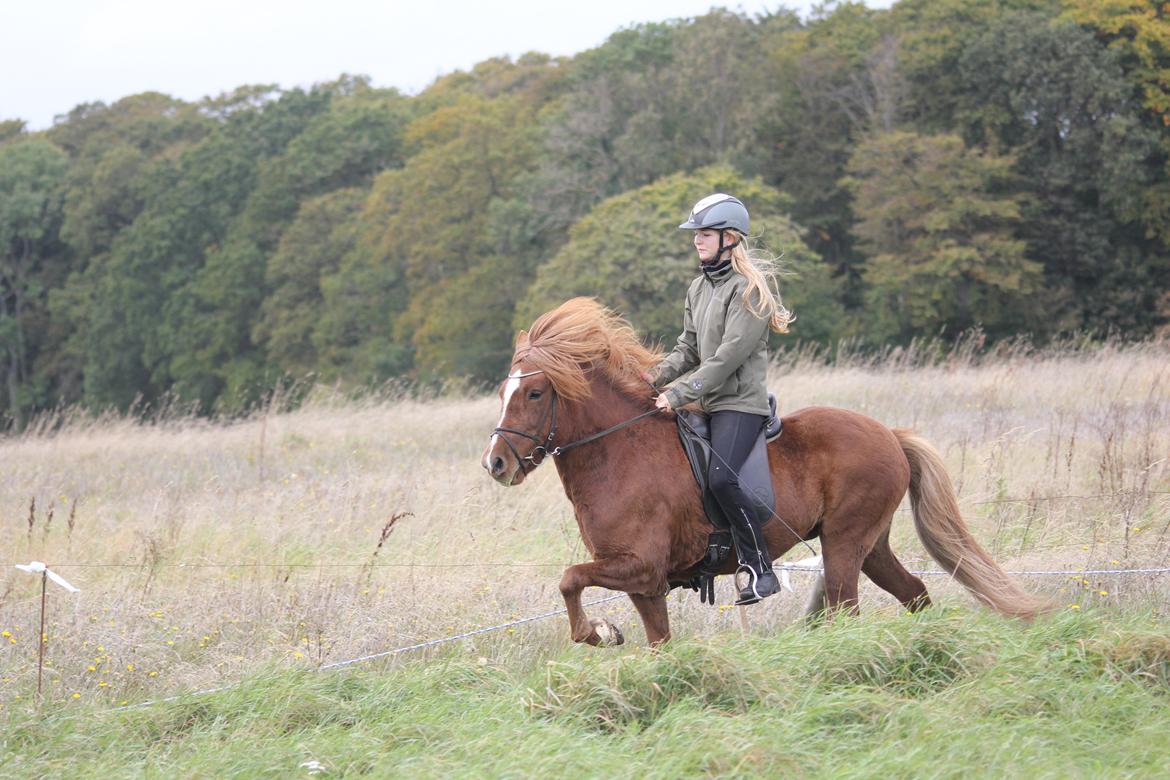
652 262 771 416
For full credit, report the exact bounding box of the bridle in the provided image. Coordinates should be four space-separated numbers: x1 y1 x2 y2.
490 368 659 475
491 370 561 474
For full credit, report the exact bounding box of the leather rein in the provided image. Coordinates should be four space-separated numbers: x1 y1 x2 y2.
490 369 659 475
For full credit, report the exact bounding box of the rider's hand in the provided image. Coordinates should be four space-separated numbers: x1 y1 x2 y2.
654 393 673 412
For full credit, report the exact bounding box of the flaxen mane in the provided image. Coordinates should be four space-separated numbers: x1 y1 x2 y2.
512 298 662 402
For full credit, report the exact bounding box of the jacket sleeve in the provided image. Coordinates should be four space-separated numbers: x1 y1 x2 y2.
665 287 767 408
652 290 700 387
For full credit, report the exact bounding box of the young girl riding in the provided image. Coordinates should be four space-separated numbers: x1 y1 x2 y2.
649 194 793 605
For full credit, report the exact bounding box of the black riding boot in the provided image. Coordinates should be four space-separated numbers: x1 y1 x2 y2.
729 505 781 605
707 410 780 605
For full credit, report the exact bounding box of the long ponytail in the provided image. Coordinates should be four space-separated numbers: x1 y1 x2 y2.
726 232 793 334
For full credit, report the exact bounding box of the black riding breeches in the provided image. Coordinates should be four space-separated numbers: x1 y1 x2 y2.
707 410 769 566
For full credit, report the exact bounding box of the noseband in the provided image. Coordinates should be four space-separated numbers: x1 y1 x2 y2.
489 368 659 475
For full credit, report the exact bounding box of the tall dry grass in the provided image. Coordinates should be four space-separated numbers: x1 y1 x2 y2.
1 338 1167 708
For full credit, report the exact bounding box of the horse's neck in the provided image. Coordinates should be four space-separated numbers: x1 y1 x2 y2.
552 377 659 492
559 378 643 439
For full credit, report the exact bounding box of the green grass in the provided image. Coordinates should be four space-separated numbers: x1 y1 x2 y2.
4 607 1168 778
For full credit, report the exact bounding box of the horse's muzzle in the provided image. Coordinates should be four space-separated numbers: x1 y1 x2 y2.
481 449 522 486
486 454 506 479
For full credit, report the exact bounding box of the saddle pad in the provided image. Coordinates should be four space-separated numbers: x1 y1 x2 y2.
675 407 777 531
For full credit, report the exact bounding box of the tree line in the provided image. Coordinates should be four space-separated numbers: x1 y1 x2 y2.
1 0 1167 425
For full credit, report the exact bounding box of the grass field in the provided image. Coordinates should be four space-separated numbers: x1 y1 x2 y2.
1 337 1168 776
5 610 1170 778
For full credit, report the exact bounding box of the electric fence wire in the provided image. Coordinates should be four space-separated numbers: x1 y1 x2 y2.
8 562 1168 721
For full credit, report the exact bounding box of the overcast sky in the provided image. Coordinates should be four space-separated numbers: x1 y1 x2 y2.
4 0 894 130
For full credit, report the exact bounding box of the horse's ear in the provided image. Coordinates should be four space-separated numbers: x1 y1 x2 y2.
515 329 528 347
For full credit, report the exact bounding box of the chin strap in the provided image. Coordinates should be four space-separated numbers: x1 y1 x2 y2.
702 229 738 267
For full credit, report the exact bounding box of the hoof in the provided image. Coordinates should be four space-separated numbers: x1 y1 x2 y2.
588 618 625 647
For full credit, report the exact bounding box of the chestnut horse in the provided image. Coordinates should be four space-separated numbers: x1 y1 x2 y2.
481 299 1046 647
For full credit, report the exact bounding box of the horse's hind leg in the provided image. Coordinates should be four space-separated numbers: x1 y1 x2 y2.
821 541 864 614
820 502 894 615
861 529 930 611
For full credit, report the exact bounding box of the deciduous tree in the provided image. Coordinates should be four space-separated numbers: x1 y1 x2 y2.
957 13 1166 332
0 140 68 425
845 132 1037 341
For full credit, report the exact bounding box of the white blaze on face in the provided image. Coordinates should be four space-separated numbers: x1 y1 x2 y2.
488 369 525 455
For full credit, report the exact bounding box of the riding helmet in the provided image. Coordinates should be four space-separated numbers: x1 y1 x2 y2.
679 193 749 234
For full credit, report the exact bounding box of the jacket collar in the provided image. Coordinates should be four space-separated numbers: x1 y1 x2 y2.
700 258 734 285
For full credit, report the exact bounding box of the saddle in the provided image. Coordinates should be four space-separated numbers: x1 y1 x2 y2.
669 394 782 603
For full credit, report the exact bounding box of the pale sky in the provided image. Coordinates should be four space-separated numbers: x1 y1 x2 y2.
3 0 894 130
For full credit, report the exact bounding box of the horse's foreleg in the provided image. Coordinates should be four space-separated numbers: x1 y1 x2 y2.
559 556 663 647
628 593 671 646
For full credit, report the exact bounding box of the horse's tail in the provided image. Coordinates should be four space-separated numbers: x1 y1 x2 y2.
895 429 1050 620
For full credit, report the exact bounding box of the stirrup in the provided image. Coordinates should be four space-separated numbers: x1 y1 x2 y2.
734 565 780 606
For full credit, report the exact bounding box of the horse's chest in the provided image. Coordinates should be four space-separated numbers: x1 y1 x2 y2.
571 506 599 554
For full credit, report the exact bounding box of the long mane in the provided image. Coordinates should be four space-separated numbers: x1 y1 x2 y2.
513 298 662 402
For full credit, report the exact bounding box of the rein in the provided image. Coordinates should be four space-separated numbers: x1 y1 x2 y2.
491 369 658 473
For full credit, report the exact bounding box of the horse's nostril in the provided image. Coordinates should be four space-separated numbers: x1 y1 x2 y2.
491 456 505 476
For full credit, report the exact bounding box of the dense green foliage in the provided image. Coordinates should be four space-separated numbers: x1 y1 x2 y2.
4 610 1169 777
1 1 1168 419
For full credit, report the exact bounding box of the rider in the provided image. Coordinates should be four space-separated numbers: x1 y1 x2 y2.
649 194 794 605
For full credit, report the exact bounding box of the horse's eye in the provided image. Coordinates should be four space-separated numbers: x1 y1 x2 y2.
527 389 543 401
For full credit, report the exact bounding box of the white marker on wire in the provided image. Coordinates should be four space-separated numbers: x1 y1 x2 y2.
15 561 80 592
778 554 823 593
15 560 80 699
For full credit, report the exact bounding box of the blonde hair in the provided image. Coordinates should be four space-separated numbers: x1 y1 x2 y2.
725 231 793 333
513 298 662 402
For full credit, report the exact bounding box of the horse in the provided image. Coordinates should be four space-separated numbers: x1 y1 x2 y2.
481 298 1047 647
